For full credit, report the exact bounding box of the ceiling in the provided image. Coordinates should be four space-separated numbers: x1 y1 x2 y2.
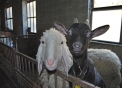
0 0 6 3
0 0 10 5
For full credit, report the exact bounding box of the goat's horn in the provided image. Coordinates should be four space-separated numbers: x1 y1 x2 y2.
73 18 79 23
84 19 90 26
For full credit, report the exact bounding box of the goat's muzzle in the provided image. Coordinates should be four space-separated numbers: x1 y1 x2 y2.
72 42 82 52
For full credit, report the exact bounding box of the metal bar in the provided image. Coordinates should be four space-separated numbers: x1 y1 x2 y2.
24 59 27 75
21 57 24 73
28 61 31 78
18 56 21 71
63 78 66 88
32 63 34 80
54 73 57 88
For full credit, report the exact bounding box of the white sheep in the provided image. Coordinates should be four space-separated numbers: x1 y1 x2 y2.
88 48 121 88
36 28 73 88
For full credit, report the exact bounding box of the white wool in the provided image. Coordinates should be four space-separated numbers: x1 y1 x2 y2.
41 28 66 43
37 28 73 88
49 74 69 88
38 69 69 88
38 28 72 74
88 48 121 88
38 69 49 88
37 28 70 74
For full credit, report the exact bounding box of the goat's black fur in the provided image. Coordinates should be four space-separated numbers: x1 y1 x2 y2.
54 21 109 88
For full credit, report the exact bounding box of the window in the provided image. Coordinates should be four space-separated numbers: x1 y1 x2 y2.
27 1 36 33
91 0 122 44
5 7 13 30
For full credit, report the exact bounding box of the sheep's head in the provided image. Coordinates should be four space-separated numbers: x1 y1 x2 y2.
37 28 73 75
54 19 109 58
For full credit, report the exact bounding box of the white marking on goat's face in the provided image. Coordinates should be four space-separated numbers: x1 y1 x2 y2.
44 35 64 71
67 23 91 57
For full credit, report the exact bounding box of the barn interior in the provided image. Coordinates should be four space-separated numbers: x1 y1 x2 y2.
0 0 122 88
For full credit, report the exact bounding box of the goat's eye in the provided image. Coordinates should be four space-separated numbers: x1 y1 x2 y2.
61 41 63 44
68 30 72 35
86 32 91 37
42 41 44 44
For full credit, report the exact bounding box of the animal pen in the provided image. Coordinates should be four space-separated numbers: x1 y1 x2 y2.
0 35 99 88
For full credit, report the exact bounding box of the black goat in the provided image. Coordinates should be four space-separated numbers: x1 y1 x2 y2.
54 20 109 88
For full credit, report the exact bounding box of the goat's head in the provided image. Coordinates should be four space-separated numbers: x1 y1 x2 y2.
36 28 73 75
54 19 109 58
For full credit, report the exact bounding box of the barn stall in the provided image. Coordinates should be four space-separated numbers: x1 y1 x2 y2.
0 35 99 88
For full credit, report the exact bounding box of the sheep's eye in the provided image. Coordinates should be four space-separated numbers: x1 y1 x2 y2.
42 41 44 44
61 41 63 44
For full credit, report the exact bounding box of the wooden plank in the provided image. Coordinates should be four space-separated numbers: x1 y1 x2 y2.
56 70 99 88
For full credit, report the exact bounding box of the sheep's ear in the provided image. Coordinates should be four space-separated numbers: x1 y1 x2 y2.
54 21 68 35
91 25 110 38
62 43 73 76
36 43 44 75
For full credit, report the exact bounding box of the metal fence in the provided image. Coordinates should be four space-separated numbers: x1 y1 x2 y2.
0 34 38 49
0 36 99 88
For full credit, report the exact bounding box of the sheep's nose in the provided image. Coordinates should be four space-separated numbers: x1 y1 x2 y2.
73 42 82 48
47 59 54 66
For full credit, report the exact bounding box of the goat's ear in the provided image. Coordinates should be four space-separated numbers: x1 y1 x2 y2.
36 43 44 75
62 43 73 76
54 21 68 35
91 25 109 38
